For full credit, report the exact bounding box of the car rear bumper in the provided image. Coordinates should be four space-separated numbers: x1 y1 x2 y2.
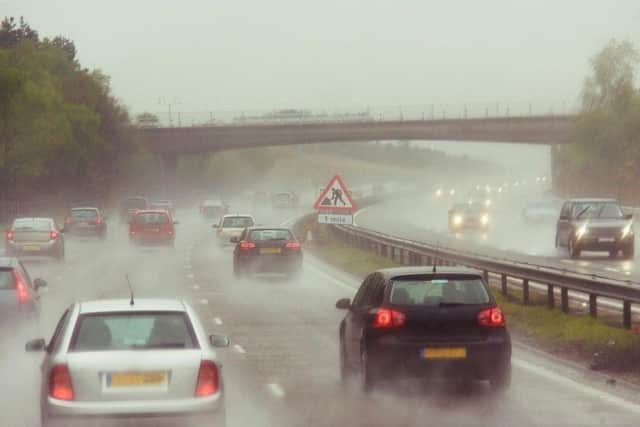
367 334 511 381
130 234 174 245
44 393 224 427
575 237 633 251
236 255 302 273
6 240 59 255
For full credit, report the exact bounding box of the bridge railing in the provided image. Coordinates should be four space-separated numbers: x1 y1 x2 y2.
137 101 580 128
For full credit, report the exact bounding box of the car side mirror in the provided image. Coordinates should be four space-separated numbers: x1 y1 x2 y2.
25 338 46 352
209 334 230 348
33 278 47 290
212 224 219 228
624 213 633 220
336 298 351 310
230 236 239 243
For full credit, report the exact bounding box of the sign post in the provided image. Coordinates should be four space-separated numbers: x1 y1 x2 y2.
313 175 357 224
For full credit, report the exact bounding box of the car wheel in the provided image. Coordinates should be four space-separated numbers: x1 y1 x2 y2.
609 249 618 258
339 336 353 384
360 350 376 393
490 362 512 392
568 238 580 259
555 233 560 248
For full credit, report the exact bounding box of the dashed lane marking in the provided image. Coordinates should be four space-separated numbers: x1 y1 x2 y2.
192 284 200 291
199 298 208 305
233 344 246 354
213 317 223 325
186 273 194 279
267 383 286 398
605 267 621 273
305 263 357 292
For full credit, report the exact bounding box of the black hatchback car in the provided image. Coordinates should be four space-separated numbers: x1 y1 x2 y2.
232 227 303 278
336 267 511 392
555 198 634 259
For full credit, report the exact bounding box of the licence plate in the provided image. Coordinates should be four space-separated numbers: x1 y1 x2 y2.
598 237 615 243
108 372 167 388
422 347 467 359
145 228 161 232
22 245 41 252
260 248 282 255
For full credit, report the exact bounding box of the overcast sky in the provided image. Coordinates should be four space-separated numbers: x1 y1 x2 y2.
3 1 640 116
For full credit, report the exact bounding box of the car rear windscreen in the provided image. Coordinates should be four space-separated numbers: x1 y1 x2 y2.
12 219 51 232
222 216 254 228
71 209 98 218
71 312 198 351
0 269 15 290
135 212 169 225
390 277 490 306
249 229 292 241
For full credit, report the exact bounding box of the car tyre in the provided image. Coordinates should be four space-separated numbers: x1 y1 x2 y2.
490 362 512 392
360 350 377 394
339 337 353 385
568 238 580 259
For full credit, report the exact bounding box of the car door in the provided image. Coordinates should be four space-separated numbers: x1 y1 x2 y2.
346 273 386 364
557 202 572 246
17 261 39 311
344 275 374 363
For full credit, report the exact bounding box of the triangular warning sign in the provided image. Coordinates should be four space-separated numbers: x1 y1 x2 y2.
314 175 357 213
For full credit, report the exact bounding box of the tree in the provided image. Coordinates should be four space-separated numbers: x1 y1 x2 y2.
136 112 160 127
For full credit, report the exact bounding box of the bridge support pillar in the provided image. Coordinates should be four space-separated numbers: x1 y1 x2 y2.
160 153 179 197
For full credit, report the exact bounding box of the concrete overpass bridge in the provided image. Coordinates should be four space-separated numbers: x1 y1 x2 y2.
137 115 574 173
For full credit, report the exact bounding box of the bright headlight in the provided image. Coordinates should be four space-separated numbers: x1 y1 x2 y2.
484 199 492 207
622 222 634 239
481 214 489 225
576 224 588 240
435 189 442 197
449 189 456 196
453 215 463 225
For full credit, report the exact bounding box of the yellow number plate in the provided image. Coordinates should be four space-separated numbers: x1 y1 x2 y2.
260 248 282 255
23 245 41 251
422 347 467 359
109 372 166 387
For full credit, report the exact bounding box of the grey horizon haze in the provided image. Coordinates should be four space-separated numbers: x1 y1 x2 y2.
2 0 639 116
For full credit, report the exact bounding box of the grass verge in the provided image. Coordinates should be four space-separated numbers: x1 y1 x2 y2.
303 220 640 377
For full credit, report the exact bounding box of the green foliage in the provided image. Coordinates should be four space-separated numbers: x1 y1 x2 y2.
557 39 640 202
0 17 134 201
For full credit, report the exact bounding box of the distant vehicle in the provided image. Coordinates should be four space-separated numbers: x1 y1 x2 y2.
232 227 303 278
5 218 65 259
467 187 493 208
521 200 559 224
272 192 299 209
448 202 490 233
213 214 255 246
0 257 47 323
336 267 511 392
26 298 229 427
63 207 107 238
120 197 148 223
150 199 176 217
129 210 178 247
199 199 229 220
556 198 634 259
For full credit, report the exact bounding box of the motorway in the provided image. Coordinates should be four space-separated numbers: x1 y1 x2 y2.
355 191 640 283
2 200 640 426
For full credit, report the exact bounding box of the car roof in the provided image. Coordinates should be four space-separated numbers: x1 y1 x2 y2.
376 266 483 279
71 206 99 211
246 226 291 232
151 200 172 204
0 257 16 268
79 298 187 314
134 209 171 215
567 198 618 203
222 213 254 218
13 217 53 222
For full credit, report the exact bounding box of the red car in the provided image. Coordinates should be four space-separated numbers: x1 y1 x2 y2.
129 210 178 247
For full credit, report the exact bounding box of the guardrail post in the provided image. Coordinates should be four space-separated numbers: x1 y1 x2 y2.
589 294 597 318
561 288 569 313
623 301 632 329
483 270 489 283
522 279 530 305
501 274 507 295
547 285 554 309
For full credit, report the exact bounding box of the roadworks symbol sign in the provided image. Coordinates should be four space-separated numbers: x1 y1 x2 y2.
314 175 357 213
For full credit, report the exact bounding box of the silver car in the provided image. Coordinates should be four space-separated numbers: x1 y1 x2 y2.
26 298 229 427
5 217 65 259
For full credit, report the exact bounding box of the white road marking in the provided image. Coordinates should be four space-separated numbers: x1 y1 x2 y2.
513 358 640 414
184 264 192 270
561 259 575 264
605 267 620 273
267 383 286 398
233 344 246 354
192 284 200 291
213 317 223 325
305 263 357 292
199 298 208 305
56 276 63 281
352 206 371 227
186 273 194 279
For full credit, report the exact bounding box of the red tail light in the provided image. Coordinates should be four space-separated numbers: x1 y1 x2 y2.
372 308 406 328
195 360 219 397
477 307 506 328
49 364 74 401
64 217 72 225
239 241 256 250
95 217 103 225
13 271 29 304
5 230 13 241
50 230 59 240
285 241 301 250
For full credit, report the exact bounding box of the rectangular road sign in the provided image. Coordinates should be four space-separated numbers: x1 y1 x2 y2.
317 213 354 225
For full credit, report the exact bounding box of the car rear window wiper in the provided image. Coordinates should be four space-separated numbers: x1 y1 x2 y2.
576 206 590 218
438 302 472 307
